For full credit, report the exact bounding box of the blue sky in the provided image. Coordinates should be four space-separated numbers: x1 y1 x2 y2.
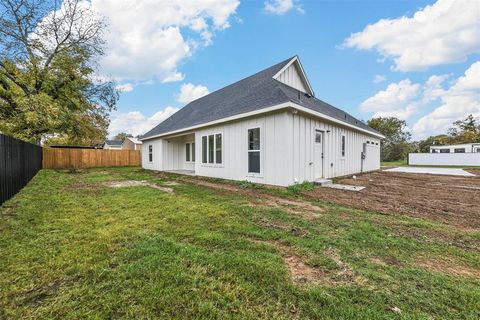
100 0 480 140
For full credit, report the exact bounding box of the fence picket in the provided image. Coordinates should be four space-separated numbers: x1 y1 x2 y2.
42 148 141 169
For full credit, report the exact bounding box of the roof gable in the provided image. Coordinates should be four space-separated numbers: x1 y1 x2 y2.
273 56 314 95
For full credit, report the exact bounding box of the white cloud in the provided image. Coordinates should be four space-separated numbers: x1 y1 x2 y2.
412 61 480 138
264 0 304 15
89 0 239 82
176 83 210 104
360 79 421 119
343 0 480 71
373 74 386 83
108 107 180 137
115 83 134 92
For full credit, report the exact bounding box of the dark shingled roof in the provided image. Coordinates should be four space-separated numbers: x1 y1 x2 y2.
141 57 380 139
105 140 122 146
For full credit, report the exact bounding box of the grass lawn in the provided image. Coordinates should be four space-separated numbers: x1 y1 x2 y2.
381 160 408 167
1 168 479 319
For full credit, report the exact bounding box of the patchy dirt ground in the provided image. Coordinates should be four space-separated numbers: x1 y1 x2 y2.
303 169 480 230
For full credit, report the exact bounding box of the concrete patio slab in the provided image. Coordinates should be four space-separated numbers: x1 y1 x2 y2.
323 184 365 192
383 167 475 177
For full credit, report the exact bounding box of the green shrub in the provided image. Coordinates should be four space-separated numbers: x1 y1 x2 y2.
287 181 314 194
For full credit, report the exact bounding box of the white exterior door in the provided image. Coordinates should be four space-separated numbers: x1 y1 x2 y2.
314 130 324 179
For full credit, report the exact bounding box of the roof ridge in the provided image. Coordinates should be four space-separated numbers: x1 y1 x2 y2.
180 56 295 106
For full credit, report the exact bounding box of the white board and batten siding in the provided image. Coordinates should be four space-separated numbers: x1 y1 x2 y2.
142 110 381 186
409 153 480 166
195 112 292 186
289 112 380 182
275 63 310 94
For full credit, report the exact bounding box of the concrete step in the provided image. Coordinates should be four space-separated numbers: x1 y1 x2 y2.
314 178 332 186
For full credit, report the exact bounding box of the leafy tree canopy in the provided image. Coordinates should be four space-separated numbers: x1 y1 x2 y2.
416 115 480 152
0 0 118 144
114 132 133 142
367 117 412 161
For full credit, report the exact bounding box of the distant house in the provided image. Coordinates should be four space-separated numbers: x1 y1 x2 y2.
103 140 122 150
140 56 383 186
430 143 480 153
122 137 142 151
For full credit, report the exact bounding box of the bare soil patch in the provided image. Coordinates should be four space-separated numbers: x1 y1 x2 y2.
105 180 173 193
255 240 366 286
302 171 480 229
417 257 480 278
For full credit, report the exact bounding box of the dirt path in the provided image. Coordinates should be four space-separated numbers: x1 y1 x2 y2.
303 170 480 229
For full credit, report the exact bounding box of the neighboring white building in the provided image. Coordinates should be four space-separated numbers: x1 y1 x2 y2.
122 137 142 151
103 140 122 150
430 143 480 153
139 56 383 186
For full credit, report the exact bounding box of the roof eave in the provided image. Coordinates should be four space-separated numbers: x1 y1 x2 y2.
140 101 384 141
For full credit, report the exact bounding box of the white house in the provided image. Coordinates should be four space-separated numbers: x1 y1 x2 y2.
122 137 142 151
430 143 480 153
140 56 383 186
103 140 122 150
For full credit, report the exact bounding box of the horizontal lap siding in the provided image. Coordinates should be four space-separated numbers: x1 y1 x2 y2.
290 113 380 181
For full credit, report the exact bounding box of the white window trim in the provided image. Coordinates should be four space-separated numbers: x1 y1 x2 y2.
246 125 263 178
200 131 224 167
148 145 153 163
341 134 346 159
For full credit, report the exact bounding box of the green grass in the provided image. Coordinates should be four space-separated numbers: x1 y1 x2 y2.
381 159 408 167
1 167 479 319
287 181 315 194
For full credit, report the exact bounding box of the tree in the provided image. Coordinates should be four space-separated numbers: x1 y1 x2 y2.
416 135 449 153
114 132 133 142
0 0 118 144
447 114 480 144
367 117 412 161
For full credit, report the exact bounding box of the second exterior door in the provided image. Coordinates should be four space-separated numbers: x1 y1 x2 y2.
314 129 324 179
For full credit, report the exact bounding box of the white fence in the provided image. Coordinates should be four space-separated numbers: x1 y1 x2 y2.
408 153 480 166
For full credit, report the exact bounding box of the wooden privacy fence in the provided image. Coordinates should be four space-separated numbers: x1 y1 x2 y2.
43 148 141 169
0 134 43 205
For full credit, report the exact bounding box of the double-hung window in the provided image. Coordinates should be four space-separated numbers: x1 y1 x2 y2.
148 145 153 162
248 128 260 173
186 143 191 162
185 142 195 162
202 133 222 164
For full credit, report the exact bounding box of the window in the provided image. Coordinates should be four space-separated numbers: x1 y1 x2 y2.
148 145 153 162
202 136 207 163
186 143 190 162
215 134 222 164
440 149 450 153
476 148 480 153
208 135 214 163
185 143 195 162
201 134 222 164
454 148 465 153
248 128 260 173
315 131 322 143
341 135 346 157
